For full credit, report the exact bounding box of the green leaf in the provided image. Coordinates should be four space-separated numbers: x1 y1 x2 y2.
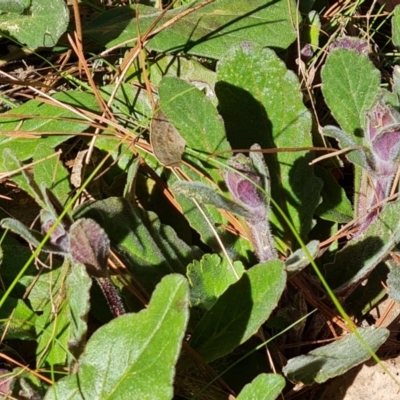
96 83 152 171
74 197 201 292
0 244 55 309
190 260 286 362
387 258 400 303
173 181 252 219
314 166 353 223
187 253 244 310
157 77 260 257
99 83 153 128
174 186 255 261
0 91 99 164
324 198 400 292
33 144 70 205
217 43 322 246
34 261 94 369
84 1 298 59
0 292 36 340
150 56 217 102
392 5 400 50
1 218 43 247
35 283 70 368
2 149 46 209
66 261 92 364
0 0 30 14
0 218 66 255
321 49 381 139
236 373 285 400
0 0 68 48
305 11 321 50
283 327 389 385
285 240 319 274
322 125 371 172
44 274 189 400
26 258 64 312
159 76 231 158
34 260 89 369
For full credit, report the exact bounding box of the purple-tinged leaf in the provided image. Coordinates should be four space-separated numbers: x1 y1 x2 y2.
69 218 110 277
40 211 69 252
224 145 276 261
365 101 400 173
300 43 313 62
42 186 73 228
225 153 266 220
0 369 13 397
324 97 400 236
70 221 124 320
172 181 253 219
329 36 369 56
351 99 400 234
0 218 67 255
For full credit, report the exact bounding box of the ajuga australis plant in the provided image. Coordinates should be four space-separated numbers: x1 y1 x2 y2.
224 144 277 261
1 187 125 318
173 144 277 262
323 95 400 236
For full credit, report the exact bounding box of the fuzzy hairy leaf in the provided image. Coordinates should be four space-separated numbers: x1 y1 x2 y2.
187 253 244 310
0 218 66 255
73 197 201 292
172 181 252 219
44 274 189 400
0 0 30 14
321 49 381 139
217 43 321 247
387 260 400 303
285 240 319 274
324 198 400 292
190 260 286 362
84 0 298 58
0 92 99 164
69 218 110 278
0 0 68 48
236 373 285 400
322 125 372 172
67 261 92 364
392 5 400 50
0 292 36 340
33 144 70 205
283 327 389 385
159 77 231 165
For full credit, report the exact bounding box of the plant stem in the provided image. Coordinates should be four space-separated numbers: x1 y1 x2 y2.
96 277 126 318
